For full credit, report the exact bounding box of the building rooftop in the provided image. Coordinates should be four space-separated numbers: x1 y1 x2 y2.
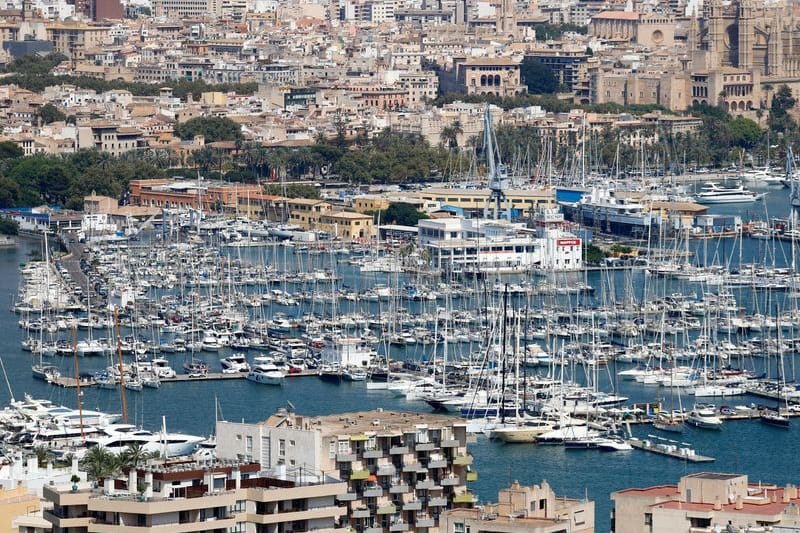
264 409 466 438
444 507 566 529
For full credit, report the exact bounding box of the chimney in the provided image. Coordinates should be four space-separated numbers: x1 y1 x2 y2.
47 461 53 477
735 496 743 510
144 472 153 499
71 456 79 475
129 469 138 493
104 476 115 496
232 468 241 490
772 490 778 503
713 497 722 511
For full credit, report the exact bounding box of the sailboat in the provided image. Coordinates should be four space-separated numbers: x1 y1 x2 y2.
31 233 60 382
760 305 790 428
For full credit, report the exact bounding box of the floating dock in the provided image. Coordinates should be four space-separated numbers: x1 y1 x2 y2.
627 436 715 462
49 369 321 388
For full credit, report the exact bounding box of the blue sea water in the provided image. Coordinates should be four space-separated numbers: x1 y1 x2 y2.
0 185 798 533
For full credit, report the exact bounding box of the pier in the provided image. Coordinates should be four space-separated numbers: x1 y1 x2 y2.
49 369 321 388
627 436 715 462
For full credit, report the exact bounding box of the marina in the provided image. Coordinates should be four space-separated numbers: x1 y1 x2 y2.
5 172 800 533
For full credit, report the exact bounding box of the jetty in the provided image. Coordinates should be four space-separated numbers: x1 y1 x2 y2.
627 436 715 463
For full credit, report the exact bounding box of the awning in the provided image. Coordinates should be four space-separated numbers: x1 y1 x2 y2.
350 470 370 481
377 504 397 515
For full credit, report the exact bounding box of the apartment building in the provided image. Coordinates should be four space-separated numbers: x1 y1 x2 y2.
129 179 262 212
440 481 594 533
46 22 110 59
43 460 348 533
76 122 145 156
611 472 800 533
216 409 476 533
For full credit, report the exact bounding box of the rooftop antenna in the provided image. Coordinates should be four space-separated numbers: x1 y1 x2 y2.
482 105 510 221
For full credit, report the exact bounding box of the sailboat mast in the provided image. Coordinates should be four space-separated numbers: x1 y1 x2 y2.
115 308 129 424
72 326 85 439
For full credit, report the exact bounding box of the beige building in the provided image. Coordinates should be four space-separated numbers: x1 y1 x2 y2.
589 12 675 48
43 460 348 533
285 198 376 240
2 485 50 533
216 409 476 533
77 122 145 156
611 472 800 533
46 22 111 59
441 481 594 533
404 187 555 216
455 58 526 97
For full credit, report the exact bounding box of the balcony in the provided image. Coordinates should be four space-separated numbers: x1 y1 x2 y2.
440 439 459 447
402 463 423 473
440 476 460 486
365 527 384 533
376 504 397 515
416 517 435 528
363 450 384 459
390 522 409 532
377 465 396 476
389 446 409 455
415 442 437 452
352 509 372 519
389 484 409 494
403 500 422 511
351 470 371 481
452 455 473 466
415 479 437 490
453 493 475 504
427 459 447 469
364 486 384 498
466 471 478 482
337 492 358 501
428 497 448 507
337 453 358 463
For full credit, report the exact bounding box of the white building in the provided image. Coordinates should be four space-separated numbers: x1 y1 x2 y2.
418 215 582 274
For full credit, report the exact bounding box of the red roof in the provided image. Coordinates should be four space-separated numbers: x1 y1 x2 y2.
592 11 640 20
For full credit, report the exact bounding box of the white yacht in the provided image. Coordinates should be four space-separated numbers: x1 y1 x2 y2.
247 364 285 385
84 424 205 457
220 353 250 374
686 406 723 429
693 182 764 204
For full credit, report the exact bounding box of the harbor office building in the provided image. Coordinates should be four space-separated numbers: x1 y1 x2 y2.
418 217 583 274
611 472 800 533
216 409 476 533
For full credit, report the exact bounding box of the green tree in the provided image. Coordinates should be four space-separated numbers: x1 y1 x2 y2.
728 117 762 149
263 183 320 199
0 141 23 159
377 203 428 226
0 217 18 235
440 120 463 151
174 116 242 143
37 104 67 124
768 84 797 136
520 59 559 94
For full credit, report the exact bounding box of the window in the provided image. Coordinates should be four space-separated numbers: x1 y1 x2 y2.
644 513 652 526
290 440 295 447
279 439 286 456
338 440 350 454
453 523 465 533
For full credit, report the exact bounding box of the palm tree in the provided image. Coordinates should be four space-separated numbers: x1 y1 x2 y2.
440 120 463 151
81 446 122 481
120 443 158 469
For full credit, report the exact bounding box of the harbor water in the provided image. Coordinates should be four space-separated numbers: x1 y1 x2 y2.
2 185 800 533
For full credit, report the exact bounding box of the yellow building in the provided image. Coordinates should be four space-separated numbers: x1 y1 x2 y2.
286 198 332 227
405 187 556 215
2 486 50 533
352 195 391 213
318 211 376 240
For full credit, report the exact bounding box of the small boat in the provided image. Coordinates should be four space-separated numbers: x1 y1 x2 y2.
342 367 367 381
653 412 684 433
183 361 209 377
490 419 556 443
760 410 790 428
246 364 285 385
220 353 250 374
686 406 723 430
318 364 343 383
595 437 633 451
